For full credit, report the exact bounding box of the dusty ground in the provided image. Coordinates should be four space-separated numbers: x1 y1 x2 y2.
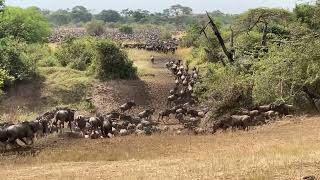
0 49 319 179
0 116 320 179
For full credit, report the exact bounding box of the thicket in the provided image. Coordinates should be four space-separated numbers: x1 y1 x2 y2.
185 3 320 113
0 4 50 97
55 37 137 80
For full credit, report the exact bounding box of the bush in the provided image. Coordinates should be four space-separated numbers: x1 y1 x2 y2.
55 37 96 71
91 39 137 80
119 25 133 34
252 39 320 105
0 6 50 43
0 38 36 82
195 64 252 114
86 20 105 36
55 37 137 80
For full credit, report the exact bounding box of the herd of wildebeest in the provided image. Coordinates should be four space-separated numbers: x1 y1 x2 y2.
0 58 295 150
49 27 178 54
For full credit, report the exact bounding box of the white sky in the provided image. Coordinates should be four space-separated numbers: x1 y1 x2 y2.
6 0 299 14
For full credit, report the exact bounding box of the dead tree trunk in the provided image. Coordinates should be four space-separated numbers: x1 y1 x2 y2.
261 22 268 47
200 24 226 66
230 26 235 59
206 12 234 64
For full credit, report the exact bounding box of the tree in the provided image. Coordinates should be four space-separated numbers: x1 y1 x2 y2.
163 4 193 17
119 25 133 34
0 0 4 13
86 20 105 36
48 9 71 26
96 10 121 23
239 8 292 46
70 6 92 24
0 7 50 43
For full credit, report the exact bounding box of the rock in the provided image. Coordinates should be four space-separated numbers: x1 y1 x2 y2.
176 130 182 135
163 126 169 131
119 129 129 136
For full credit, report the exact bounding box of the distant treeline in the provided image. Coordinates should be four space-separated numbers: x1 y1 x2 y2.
38 4 237 29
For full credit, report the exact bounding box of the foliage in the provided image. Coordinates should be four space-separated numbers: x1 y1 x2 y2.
55 37 137 80
70 6 92 24
86 20 105 36
0 6 50 43
0 38 37 87
47 9 71 26
92 39 137 80
163 4 193 17
55 37 96 71
195 64 252 113
252 38 320 105
96 10 121 23
180 24 201 47
119 24 133 34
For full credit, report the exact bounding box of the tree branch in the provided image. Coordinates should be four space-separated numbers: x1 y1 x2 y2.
206 11 234 64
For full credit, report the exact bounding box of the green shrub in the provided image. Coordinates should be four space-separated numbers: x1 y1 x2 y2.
91 39 137 80
0 38 36 82
195 64 253 114
55 37 137 80
86 20 105 36
0 6 50 43
55 37 96 71
119 25 133 34
37 56 59 67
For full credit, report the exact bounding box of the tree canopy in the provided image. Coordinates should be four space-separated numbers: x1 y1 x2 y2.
96 10 121 23
0 6 50 43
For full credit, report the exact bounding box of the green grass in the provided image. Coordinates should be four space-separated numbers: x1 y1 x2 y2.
38 67 94 111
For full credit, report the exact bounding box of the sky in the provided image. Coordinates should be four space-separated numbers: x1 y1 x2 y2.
6 0 299 14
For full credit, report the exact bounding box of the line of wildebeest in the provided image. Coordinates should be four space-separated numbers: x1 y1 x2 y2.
0 59 295 150
122 40 178 54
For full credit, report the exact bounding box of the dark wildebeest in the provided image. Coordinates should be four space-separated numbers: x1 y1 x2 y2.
138 108 155 120
158 109 174 123
120 101 136 113
6 121 47 147
53 109 75 133
101 118 113 138
75 115 89 136
89 117 103 135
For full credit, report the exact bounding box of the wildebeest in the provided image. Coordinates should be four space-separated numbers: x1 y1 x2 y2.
6 121 46 147
158 109 174 122
101 118 113 138
89 117 103 135
75 116 89 136
53 109 75 132
138 108 155 120
120 101 136 113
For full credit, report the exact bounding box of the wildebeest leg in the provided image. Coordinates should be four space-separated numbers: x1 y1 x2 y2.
18 138 29 146
69 121 72 132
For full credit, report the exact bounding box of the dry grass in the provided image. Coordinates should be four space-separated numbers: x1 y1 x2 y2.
126 49 180 77
0 116 320 179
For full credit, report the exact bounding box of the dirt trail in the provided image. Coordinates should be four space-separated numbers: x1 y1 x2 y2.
91 56 177 114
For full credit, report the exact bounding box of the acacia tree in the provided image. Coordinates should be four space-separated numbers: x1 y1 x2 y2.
238 8 292 47
96 10 121 23
163 4 193 17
